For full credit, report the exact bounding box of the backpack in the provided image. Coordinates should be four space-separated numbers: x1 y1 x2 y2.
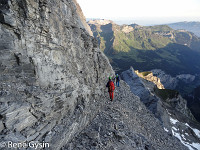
116 76 120 81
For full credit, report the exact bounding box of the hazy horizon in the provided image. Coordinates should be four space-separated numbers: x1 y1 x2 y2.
86 17 200 26
77 0 200 26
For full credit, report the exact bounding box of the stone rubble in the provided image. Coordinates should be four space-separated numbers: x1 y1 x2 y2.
63 81 188 150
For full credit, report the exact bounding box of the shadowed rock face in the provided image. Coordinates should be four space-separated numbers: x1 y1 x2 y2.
121 67 200 149
121 68 196 122
151 69 196 90
0 0 113 149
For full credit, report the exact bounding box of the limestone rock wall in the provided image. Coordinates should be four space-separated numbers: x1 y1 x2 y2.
151 69 178 89
0 0 113 149
122 68 195 122
73 0 93 36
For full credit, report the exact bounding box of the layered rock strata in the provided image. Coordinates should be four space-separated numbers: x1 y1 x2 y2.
0 0 113 149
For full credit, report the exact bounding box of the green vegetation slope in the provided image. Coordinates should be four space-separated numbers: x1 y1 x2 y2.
88 20 200 76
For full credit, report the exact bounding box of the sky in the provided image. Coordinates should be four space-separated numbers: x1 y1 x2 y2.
76 0 200 25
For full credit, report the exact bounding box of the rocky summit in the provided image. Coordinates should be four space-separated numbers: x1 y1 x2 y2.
0 0 194 150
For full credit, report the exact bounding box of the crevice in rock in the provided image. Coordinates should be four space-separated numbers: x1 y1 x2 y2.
29 57 34 64
16 0 28 19
0 11 5 24
33 70 36 76
29 108 38 120
29 57 36 76
14 31 21 40
3 122 6 129
14 53 21 66
0 11 14 28
0 114 3 120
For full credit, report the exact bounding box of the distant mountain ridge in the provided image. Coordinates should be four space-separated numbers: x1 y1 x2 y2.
167 21 200 37
88 19 200 53
88 19 200 75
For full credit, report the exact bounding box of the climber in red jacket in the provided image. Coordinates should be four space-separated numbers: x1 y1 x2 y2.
106 76 115 101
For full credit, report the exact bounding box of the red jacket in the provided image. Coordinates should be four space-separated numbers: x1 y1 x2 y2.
106 80 115 92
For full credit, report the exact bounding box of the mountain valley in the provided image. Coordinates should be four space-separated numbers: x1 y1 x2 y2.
88 20 200 76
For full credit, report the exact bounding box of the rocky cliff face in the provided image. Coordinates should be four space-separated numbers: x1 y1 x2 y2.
73 0 93 36
152 69 196 89
121 67 200 150
151 69 178 89
122 68 196 122
0 0 113 149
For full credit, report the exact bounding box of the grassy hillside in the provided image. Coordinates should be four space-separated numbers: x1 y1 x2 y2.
155 88 179 101
113 26 173 52
88 20 200 75
141 71 152 76
109 43 200 76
